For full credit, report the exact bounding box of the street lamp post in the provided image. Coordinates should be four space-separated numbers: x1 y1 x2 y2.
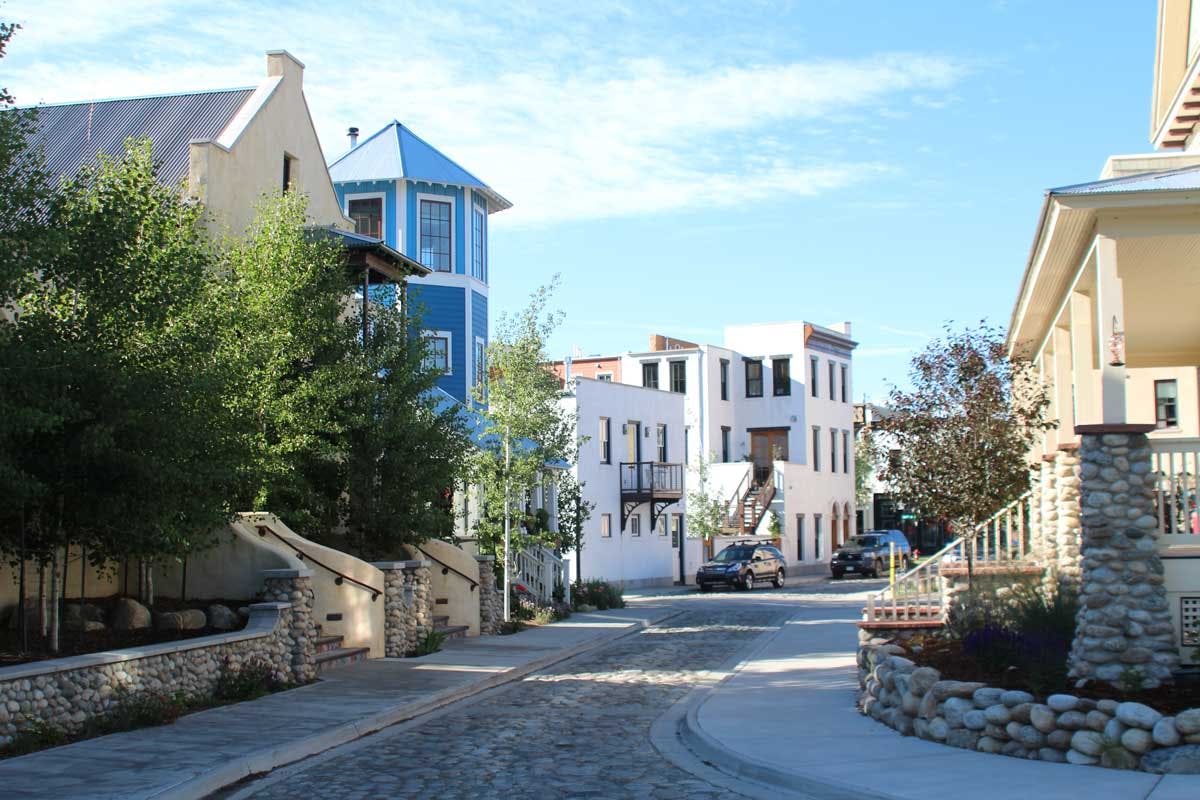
503 428 511 623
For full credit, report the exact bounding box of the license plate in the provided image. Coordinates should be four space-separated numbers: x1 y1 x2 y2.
845 566 856 571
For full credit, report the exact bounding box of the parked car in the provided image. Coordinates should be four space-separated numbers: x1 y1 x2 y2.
830 530 911 579
696 543 787 592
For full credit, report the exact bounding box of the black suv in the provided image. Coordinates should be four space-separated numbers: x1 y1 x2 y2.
696 543 787 592
830 530 911 579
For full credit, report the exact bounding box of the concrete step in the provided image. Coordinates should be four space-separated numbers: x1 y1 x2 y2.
315 645 370 673
435 624 469 641
432 614 450 627
315 634 343 655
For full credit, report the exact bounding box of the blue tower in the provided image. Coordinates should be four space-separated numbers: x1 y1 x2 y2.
329 122 511 403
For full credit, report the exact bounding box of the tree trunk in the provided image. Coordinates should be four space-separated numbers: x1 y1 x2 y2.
48 548 60 654
17 509 28 653
37 561 46 638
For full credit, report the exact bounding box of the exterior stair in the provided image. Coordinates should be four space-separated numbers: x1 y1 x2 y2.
313 625 370 673
433 613 469 640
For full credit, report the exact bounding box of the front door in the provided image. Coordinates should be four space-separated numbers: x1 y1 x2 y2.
749 429 788 484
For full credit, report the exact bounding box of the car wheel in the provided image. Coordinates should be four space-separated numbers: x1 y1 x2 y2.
773 569 785 588
698 583 711 593
831 571 843 580
743 572 755 591
873 559 884 578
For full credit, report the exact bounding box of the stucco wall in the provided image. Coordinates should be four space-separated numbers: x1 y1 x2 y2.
407 539 481 635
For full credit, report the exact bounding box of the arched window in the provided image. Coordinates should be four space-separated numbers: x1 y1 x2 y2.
831 504 841 546
844 502 853 540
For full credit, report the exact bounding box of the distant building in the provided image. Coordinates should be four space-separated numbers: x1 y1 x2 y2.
329 122 511 403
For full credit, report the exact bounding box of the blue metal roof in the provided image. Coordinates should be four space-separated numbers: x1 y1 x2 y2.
1051 165 1200 196
430 388 568 469
18 88 255 185
328 121 512 212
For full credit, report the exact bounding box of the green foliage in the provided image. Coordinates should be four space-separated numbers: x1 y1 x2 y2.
1118 665 1147 694
854 429 879 507
86 688 194 735
685 454 726 542
0 719 68 757
572 579 625 611
878 322 1053 534
767 510 781 538
555 469 593 556
410 629 447 656
212 658 281 703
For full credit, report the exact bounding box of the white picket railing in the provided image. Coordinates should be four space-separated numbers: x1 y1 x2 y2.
864 491 1035 623
515 545 569 606
1151 438 1200 538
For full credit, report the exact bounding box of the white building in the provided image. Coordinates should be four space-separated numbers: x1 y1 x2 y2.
559 377 687 588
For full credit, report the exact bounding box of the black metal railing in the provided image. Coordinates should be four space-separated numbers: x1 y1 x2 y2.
619 461 684 496
256 525 380 602
414 547 478 591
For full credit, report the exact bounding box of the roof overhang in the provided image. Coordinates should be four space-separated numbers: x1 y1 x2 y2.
306 226 431 283
1153 55 1200 151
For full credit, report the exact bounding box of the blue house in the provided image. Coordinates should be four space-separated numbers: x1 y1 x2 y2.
329 122 511 403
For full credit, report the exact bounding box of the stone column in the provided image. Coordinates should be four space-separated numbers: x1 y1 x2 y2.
1038 455 1059 596
475 555 502 635
373 560 433 656
261 569 317 683
1067 426 1180 689
1053 444 1083 590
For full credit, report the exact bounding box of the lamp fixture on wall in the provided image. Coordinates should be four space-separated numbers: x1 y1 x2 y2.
1108 315 1126 367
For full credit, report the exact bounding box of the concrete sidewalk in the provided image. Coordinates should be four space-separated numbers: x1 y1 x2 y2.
684 594 1199 800
0 604 677 800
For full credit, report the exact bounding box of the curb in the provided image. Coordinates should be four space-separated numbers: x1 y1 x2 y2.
651 608 897 800
155 607 684 800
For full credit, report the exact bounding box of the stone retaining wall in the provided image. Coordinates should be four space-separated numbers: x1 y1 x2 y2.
0 601 298 746
941 563 1045 625
476 556 503 636
261 569 316 683
375 560 434 657
858 639 1200 774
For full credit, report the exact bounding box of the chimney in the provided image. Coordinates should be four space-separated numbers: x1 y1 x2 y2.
348 127 360 148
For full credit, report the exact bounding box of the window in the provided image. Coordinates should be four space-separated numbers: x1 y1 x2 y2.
471 206 486 280
630 514 641 537
671 514 682 547
796 514 805 561
829 361 836 400
657 424 668 462
642 362 659 389
720 359 730 400
669 361 686 393
843 430 850 473
474 338 486 392
658 515 668 537
773 357 791 396
601 514 612 538
282 154 296 192
745 360 763 397
1156 380 1179 428
841 364 849 403
419 199 452 272
596 372 613 382
721 426 731 463
830 429 838 473
810 356 819 398
814 515 822 559
348 197 383 239
600 417 611 464
812 426 821 471
425 332 450 374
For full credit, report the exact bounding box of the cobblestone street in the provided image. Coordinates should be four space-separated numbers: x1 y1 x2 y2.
230 597 797 800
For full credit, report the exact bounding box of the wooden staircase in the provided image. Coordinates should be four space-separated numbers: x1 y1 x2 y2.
313 625 370 673
721 468 777 535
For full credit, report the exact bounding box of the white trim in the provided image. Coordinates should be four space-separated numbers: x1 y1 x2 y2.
342 191 386 240
423 329 453 375
413 272 489 294
474 335 486 392
214 75 282 151
396 180 407 254
471 200 488 283
416 191 457 274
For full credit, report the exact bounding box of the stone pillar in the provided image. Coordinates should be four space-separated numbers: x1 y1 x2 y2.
475 555 503 635
1053 444 1083 590
261 569 317 684
1038 455 1059 595
373 560 433 657
1067 426 1180 689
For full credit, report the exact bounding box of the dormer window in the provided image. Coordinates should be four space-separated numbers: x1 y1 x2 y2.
349 198 382 239
419 199 452 272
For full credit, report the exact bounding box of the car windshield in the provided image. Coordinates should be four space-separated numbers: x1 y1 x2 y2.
713 546 755 563
848 535 882 548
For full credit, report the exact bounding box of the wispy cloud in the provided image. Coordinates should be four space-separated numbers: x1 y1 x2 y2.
3 0 968 225
879 325 933 340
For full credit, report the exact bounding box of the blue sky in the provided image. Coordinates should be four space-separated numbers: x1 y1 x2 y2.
2 1 1158 401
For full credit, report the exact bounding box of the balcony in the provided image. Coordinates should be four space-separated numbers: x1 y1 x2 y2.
619 461 683 530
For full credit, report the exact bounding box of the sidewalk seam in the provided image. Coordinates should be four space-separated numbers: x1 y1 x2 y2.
154 608 683 800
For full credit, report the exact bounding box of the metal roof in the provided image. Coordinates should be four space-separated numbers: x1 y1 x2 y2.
1050 164 1200 196
19 88 255 185
328 121 512 212
305 226 430 278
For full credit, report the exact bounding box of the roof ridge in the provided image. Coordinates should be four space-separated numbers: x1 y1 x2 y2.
394 120 489 188
328 120 399 170
18 85 255 111
1050 162 1200 194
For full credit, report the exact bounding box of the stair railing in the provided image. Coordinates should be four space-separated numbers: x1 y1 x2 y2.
515 545 568 605
255 525 380 602
413 546 479 591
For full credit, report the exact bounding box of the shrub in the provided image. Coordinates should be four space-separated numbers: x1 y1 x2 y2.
0 720 68 757
410 629 446 656
213 658 279 703
86 688 195 737
572 579 625 611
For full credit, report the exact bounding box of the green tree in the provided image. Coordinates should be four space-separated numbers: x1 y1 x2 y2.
470 280 575 564
686 454 727 551
878 322 1052 569
555 469 593 560
854 428 879 507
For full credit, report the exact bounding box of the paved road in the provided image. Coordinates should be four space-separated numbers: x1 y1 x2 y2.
224 577 878 800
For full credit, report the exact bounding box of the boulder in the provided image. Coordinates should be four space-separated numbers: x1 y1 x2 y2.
1029 704 1057 734
1085 710 1110 732
932 680 985 700
963 710 987 731
973 687 1004 708
943 697 975 728
977 735 1002 754
1121 728 1153 755
1001 690 1035 707
1153 718 1181 747
111 597 151 631
946 729 980 750
179 609 206 630
1010 702 1033 724
1116 701 1163 730
1046 729 1073 751
928 717 950 740
1104 718 1128 742
917 690 939 721
1066 749 1099 766
1071 730 1105 757
1057 710 1087 730
1175 708 1200 736
154 610 204 632
206 604 239 631
1141 744 1200 774
1100 746 1139 771
1046 694 1079 713
909 667 940 696
1039 747 1066 763
984 704 1012 725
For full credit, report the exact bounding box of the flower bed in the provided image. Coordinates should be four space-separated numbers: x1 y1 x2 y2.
858 638 1200 774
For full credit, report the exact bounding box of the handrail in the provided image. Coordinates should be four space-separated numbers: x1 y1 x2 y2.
414 546 478 591
255 525 380 602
